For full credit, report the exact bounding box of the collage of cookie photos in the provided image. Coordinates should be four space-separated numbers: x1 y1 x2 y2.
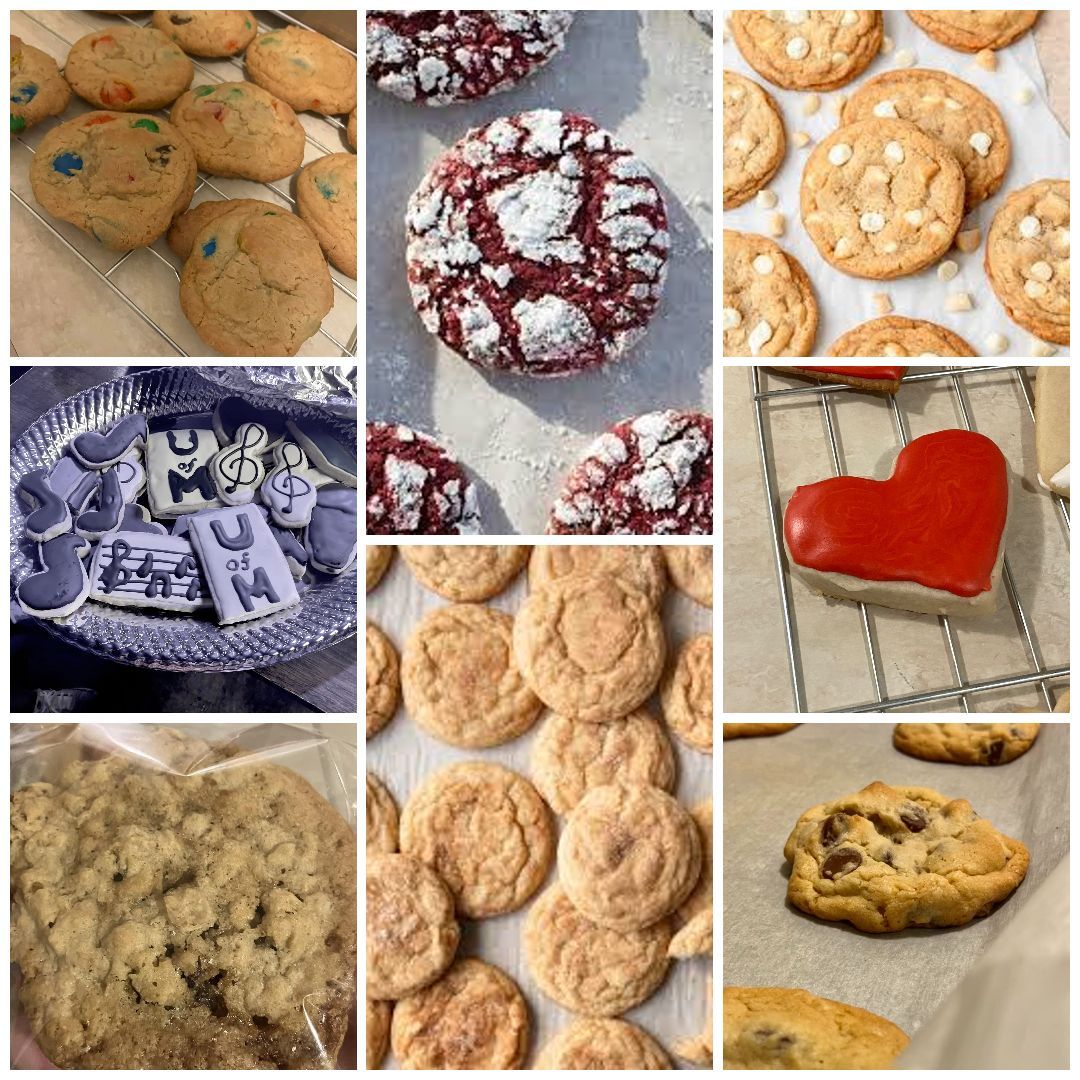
12 10 357 357
723 10 1069 357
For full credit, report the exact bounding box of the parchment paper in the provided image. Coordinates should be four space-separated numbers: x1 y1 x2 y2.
366 544 713 1067
722 721 1069 1064
366 11 713 533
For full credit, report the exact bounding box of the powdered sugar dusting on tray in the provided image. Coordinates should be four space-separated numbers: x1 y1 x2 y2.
405 109 670 377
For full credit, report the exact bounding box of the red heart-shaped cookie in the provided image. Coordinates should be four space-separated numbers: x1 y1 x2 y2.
784 429 1008 597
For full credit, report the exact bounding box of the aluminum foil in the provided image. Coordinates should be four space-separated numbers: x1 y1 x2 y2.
198 365 358 418
11 368 358 671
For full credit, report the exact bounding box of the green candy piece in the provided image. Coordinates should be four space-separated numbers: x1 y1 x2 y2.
130 118 161 133
194 85 215 97
11 114 27 133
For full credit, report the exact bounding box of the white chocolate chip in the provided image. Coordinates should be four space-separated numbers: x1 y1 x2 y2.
864 165 890 184
831 51 849 65
872 99 899 118
751 254 775 276
756 188 779 209
937 260 959 281
975 48 997 71
786 11 809 24
969 132 992 158
828 143 854 166
833 236 854 259
786 36 810 60
945 292 974 313
871 292 893 315
1015 86 1034 105
802 94 821 116
748 320 773 356
884 345 906 356
767 212 786 237
860 212 886 234
841 11 858 27
955 228 981 254
883 140 905 164
893 47 916 68
1028 260 1054 283
1023 279 1048 299
1029 338 1057 357
1018 215 1042 240
880 35 894 54
984 332 1007 355
723 307 741 331
881 240 899 254
792 131 812 149
943 97 963 111
904 208 925 227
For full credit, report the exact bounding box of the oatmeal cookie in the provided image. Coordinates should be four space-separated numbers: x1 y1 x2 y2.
401 544 531 601
660 633 713 754
513 573 665 723
10 728 356 1068
784 780 1030 931
893 723 1040 765
400 761 553 918
366 621 399 738
524 883 671 1016
401 604 542 748
366 997 390 1069
366 544 394 591
663 544 711 606
724 986 908 1069
536 1017 670 1069
391 958 528 1069
530 709 675 816
559 783 702 931
724 722 798 739
366 770 398 855
366 852 460 1000
527 544 667 607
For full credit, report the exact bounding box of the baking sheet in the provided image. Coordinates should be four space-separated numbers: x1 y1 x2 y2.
366 543 713 1067
722 721 1069 1056
366 10 713 533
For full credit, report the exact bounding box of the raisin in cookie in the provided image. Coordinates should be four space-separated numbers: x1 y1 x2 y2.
784 780 1030 932
724 986 909 1069
893 723 1040 765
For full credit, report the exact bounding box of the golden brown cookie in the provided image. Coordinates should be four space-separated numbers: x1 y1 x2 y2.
401 544 530 601
723 230 818 356
985 179 1070 345
513 573 665 723
731 10 883 91
245 25 357 114
536 1017 670 1069
908 10 1039 52
660 633 713 754
167 197 292 260
366 770 398 855
527 545 667 607
801 118 964 279
663 545 712 606
678 800 713 924
366 544 394 591
841 68 1010 211
366 998 390 1069
723 69 785 209
296 151 357 278
893 723 1040 765
402 604 542 748
668 906 712 957
723 722 798 739
10 36 70 134
366 621 399 738
827 316 978 357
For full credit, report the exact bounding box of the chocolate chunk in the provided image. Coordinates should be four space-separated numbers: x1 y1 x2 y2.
820 812 849 846
822 847 862 879
900 805 929 832
986 739 1005 764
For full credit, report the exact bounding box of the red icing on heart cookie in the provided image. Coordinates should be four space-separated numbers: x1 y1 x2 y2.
784 429 1008 597
798 366 907 381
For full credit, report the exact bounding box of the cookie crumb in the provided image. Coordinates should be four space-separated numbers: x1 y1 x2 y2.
945 292 974 313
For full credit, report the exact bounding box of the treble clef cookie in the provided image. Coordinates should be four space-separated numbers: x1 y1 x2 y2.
260 440 317 527
723 230 818 356
209 421 269 505
985 179 1070 346
801 118 964 279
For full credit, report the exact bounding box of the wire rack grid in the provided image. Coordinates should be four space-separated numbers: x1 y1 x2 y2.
751 365 1070 713
11 9 357 358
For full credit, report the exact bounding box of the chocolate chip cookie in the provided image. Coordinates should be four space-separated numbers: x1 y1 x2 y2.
802 118 965 279
10 35 70 135
731 10 883 91
827 316 977 356
724 987 910 1069
65 25 193 110
245 25 357 115
841 68 1010 211
169 81 305 182
723 69 785 210
908 10 1039 52
296 152 357 278
723 231 818 356
894 723 1040 765
784 780 1030 932
985 179 1070 345
30 111 197 250
152 10 258 58
723 722 798 739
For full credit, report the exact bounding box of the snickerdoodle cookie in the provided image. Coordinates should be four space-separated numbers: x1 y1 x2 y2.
527 544 667 607
366 621 399 738
661 633 713 753
400 544 531 601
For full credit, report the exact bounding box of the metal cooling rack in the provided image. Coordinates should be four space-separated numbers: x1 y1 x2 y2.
752 365 1070 713
11 9 357 358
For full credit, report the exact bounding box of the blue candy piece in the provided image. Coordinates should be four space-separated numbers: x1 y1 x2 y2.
52 151 83 176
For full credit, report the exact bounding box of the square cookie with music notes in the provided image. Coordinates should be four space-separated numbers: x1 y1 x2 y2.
89 532 211 612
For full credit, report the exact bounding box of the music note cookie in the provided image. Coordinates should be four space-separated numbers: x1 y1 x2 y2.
75 467 125 540
89 532 211 612
70 413 148 469
16 533 92 618
18 468 73 542
260 440 317 527
210 422 270 506
186 503 300 625
146 427 223 518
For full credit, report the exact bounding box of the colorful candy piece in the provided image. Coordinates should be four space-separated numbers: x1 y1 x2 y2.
70 413 148 469
75 468 125 539
305 483 357 575
285 419 357 486
260 440 317 527
209 421 269 505
186 503 300 624
16 534 92 619
18 468 73 542
89 532 211 612
145 427 222 517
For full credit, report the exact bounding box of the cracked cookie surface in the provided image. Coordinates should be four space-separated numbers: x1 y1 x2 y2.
402 544 530 601
365 622 399 738
536 1017 670 1069
784 780 1030 931
827 316 977 356
893 723 1040 765
908 10 1039 52
152 10 257 58
296 152 357 278
246 26 357 115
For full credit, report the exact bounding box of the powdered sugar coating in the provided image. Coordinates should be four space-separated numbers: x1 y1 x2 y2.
549 410 713 534
367 11 573 106
366 422 480 535
405 109 669 376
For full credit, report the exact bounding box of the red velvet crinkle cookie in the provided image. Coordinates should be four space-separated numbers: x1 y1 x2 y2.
548 410 713 535
366 422 481 535
367 10 573 106
405 109 670 377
